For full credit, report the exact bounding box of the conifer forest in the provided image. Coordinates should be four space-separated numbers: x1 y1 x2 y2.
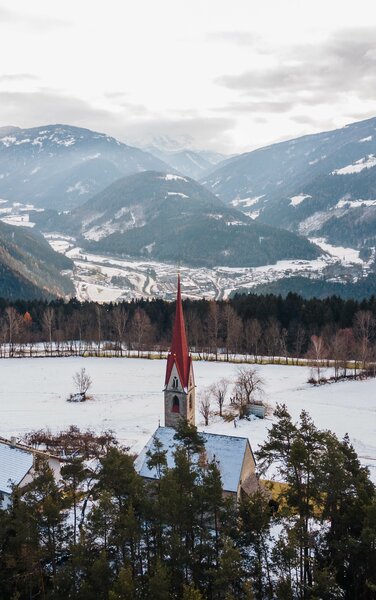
0 413 375 600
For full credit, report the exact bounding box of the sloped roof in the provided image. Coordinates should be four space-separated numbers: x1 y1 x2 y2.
135 426 250 493
0 442 33 494
165 275 192 388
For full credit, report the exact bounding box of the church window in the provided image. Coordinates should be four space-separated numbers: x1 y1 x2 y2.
172 376 179 389
172 395 180 413
189 395 193 410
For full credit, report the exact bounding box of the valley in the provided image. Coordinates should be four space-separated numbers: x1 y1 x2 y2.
46 233 372 302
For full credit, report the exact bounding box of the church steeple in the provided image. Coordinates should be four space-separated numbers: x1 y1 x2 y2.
164 275 195 427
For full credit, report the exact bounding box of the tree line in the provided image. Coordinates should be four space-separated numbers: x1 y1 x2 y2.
1 294 376 371
1 411 375 599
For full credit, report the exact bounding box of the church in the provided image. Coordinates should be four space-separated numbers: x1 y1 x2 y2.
135 276 259 501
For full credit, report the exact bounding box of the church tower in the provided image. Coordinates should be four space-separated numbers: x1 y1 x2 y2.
164 275 195 428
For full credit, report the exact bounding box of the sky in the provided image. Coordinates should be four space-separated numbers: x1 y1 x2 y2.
1 0 376 154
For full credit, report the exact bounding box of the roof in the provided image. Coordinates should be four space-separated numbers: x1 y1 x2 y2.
135 426 250 493
165 275 192 388
0 442 34 495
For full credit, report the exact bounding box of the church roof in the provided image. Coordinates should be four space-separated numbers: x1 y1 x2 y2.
165 275 192 388
135 426 250 494
0 441 33 495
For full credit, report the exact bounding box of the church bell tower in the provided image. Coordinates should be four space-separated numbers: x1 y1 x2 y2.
164 275 195 428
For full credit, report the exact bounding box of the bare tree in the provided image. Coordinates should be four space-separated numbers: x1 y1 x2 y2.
264 317 280 361
112 304 128 356
245 318 262 362
5 307 22 357
207 300 220 359
198 388 212 426
209 378 229 417
233 367 265 418
221 303 242 360
42 306 55 356
279 327 289 364
129 307 153 357
72 368 92 400
353 310 375 370
308 334 326 382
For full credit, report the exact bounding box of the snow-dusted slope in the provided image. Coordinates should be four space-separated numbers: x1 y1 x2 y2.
38 170 321 268
202 116 376 251
0 124 171 210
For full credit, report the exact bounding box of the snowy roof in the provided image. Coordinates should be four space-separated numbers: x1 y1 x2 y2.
0 442 34 495
135 426 250 493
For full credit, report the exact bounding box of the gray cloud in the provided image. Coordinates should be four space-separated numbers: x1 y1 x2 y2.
216 27 376 111
0 91 118 132
0 90 235 153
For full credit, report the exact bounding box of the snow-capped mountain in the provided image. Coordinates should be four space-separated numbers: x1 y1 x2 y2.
0 124 171 210
38 171 321 268
139 135 229 180
202 116 376 251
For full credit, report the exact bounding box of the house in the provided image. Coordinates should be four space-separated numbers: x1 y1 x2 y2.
135 275 259 501
0 437 61 509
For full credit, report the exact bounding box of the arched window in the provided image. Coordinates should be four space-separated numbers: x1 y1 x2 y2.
172 395 180 413
172 376 179 389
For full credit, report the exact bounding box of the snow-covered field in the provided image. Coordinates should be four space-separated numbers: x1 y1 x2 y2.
0 357 375 482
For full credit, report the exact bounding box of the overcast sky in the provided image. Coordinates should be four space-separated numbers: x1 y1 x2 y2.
1 0 376 154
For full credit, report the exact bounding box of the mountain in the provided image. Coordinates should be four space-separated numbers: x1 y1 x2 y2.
44 171 321 268
145 145 228 180
202 116 376 251
0 124 171 210
0 221 74 300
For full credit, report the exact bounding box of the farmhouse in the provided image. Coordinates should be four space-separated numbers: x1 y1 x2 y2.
136 276 259 500
0 437 61 509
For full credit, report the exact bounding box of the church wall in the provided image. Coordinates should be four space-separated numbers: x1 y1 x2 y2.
164 363 195 427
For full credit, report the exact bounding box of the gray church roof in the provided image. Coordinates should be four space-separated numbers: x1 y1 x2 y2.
135 426 250 494
0 442 33 495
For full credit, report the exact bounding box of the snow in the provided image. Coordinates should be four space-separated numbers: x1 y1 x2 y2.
335 198 376 209
332 155 376 175
66 181 90 195
0 136 16 147
166 192 189 198
161 174 188 182
289 194 311 207
231 195 264 208
309 237 363 264
0 358 374 482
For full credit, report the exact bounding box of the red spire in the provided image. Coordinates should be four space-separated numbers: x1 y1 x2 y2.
165 274 192 388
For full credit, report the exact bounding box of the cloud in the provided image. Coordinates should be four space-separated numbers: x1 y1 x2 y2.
0 5 69 30
216 27 376 110
0 90 235 153
206 31 262 47
0 90 118 132
0 74 38 83
123 115 235 152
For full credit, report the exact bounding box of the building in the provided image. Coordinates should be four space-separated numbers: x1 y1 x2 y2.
0 437 61 509
136 275 258 501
